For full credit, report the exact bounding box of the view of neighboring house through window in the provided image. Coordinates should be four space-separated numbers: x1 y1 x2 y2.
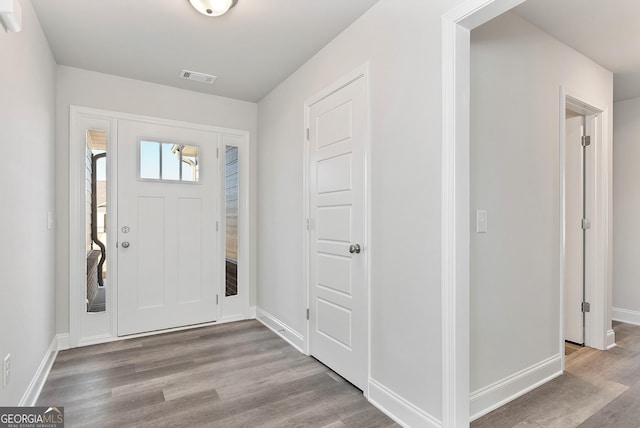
86 129 107 313
225 145 239 296
139 140 199 182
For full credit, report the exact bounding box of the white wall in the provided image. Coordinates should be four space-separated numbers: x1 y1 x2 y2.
257 0 468 422
470 11 612 416
55 66 258 334
613 97 640 323
0 0 57 405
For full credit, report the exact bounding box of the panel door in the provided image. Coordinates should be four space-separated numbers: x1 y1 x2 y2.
308 75 367 389
117 119 218 336
565 114 584 344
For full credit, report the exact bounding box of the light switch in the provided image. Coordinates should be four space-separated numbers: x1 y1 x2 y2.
47 211 54 230
476 210 488 233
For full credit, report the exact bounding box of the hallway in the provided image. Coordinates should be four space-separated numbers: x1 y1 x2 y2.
473 322 640 427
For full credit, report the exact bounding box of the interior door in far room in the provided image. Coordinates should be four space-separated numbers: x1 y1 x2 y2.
308 74 367 390
117 119 219 336
565 112 589 345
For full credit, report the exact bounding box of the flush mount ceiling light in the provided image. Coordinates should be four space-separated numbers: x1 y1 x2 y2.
188 0 238 17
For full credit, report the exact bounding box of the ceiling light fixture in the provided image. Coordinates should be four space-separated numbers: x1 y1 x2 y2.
188 0 238 17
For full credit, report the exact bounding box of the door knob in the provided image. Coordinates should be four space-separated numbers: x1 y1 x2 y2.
349 243 361 254
121 241 130 248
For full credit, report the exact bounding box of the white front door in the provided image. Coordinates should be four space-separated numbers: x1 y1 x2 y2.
308 74 368 389
117 119 219 336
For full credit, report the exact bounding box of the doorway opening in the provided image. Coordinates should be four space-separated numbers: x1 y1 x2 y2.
563 96 602 351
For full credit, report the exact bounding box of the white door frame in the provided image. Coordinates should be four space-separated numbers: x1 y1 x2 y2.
302 63 371 395
442 1 613 425
69 107 118 348
69 106 251 348
560 91 611 361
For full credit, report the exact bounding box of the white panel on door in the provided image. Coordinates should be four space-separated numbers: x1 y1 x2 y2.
317 254 352 296
177 197 203 304
317 298 352 348
317 206 351 242
317 101 352 149
317 153 352 194
308 73 367 390
117 119 219 336
137 197 165 308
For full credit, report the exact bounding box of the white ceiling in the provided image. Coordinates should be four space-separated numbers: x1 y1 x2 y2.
32 0 640 103
513 0 640 102
31 0 380 102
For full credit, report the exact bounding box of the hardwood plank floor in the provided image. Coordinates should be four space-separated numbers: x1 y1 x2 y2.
472 321 640 428
38 320 398 427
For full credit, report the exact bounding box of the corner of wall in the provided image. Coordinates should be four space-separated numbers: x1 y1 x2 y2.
470 354 562 421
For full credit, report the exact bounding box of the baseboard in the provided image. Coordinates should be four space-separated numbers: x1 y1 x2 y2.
56 333 70 351
19 336 59 406
606 328 617 350
470 354 562 421
219 314 247 324
368 379 441 428
248 305 257 319
256 307 305 353
613 307 640 326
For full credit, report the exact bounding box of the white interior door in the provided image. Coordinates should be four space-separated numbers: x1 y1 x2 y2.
117 119 219 336
308 75 367 390
564 113 585 344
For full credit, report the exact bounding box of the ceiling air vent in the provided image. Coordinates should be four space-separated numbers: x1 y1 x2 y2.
179 69 217 84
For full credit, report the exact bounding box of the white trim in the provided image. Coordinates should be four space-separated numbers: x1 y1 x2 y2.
442 0 615 424
612 307 640 326
56 334 70 351
442 2 524 424
248 305 257 318
606 329 616 350
560 89 611 351
256 307 305 353
469 354 563 421
69 105 251 348
219 313 247 324
368 379 441 428
302 63 371 393
69 108 116 348
19 336 59 407
74 320 236 348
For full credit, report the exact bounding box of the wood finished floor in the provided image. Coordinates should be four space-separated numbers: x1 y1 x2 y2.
472 321 640 428
38 320 398 428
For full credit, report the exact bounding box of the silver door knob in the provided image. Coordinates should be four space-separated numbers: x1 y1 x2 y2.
349 244 361 254
121 241 130 248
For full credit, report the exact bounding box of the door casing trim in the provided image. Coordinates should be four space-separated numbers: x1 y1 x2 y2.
69 105 251 347
302 63 371 397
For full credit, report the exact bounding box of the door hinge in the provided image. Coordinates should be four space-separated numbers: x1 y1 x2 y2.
216 221 219 232
216 295 219 305
306 218 310 230
581 218 591 230
581 136 591 147
582 301 591 313
217 147 220 158
306 128 310 140
306 308 310 320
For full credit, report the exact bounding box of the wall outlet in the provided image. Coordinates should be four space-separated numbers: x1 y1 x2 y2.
3 354 10 388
